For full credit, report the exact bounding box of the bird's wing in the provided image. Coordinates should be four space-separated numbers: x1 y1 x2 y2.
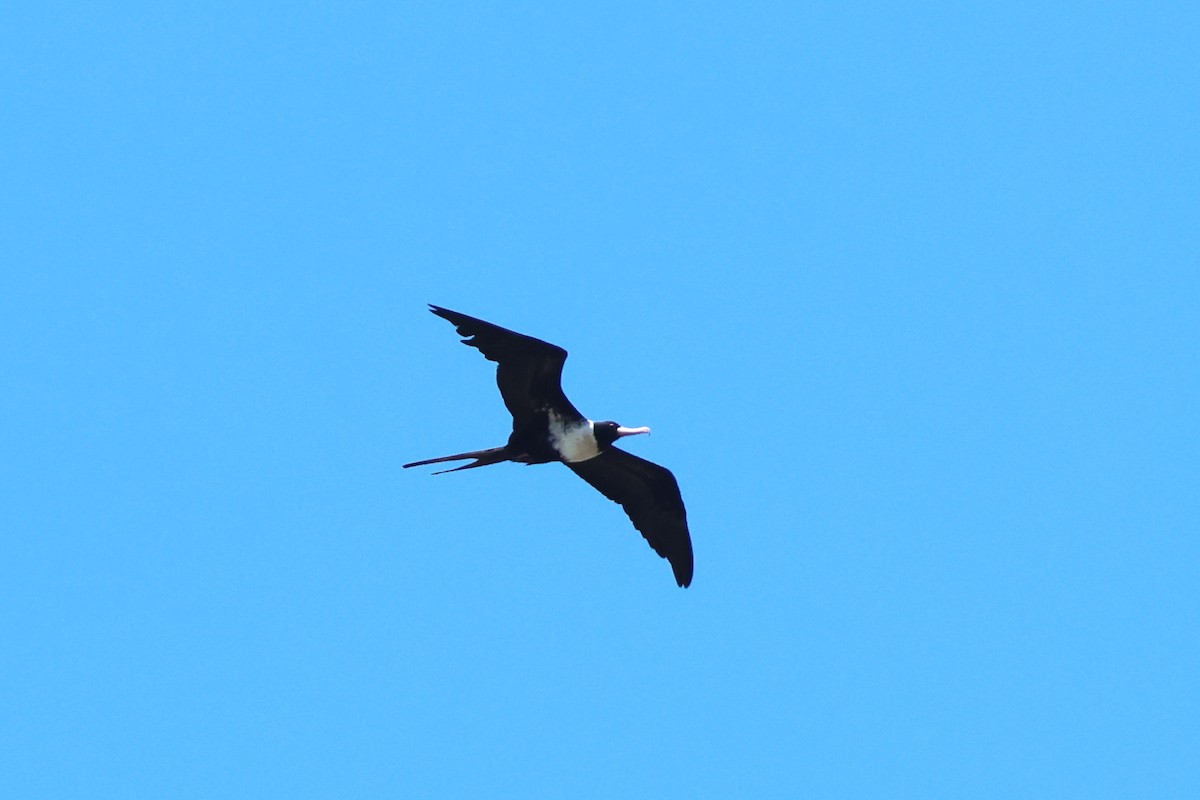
567 448 694 587
428 305 582 422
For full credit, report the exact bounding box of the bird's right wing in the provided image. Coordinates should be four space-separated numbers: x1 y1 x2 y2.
428 305 582 422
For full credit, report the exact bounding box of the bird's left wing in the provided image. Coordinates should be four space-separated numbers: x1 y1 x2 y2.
568 448 694 587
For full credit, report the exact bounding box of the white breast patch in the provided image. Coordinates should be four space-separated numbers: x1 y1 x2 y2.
548 412 600 463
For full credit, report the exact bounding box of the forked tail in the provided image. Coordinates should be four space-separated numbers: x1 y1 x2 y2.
402 446 510 474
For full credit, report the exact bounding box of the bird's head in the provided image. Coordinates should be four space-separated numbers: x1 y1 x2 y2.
594 421 651 449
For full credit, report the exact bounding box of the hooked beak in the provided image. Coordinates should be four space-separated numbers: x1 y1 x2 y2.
615 425 651 438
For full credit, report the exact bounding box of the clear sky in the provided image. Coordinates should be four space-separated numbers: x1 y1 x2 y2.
3 2 1197 797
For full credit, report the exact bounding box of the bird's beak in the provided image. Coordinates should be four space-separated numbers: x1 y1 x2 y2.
615 425 651 438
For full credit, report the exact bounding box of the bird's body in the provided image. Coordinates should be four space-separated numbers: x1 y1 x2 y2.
404 305 694 587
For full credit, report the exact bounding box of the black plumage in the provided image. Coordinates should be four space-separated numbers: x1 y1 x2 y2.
404 304 694 587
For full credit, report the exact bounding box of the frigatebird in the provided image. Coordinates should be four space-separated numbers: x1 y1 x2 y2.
404 305 694 587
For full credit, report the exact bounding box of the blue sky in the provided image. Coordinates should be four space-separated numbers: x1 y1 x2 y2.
3 2 1197 797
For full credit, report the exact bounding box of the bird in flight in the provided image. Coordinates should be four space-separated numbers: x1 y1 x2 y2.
404 305 694 587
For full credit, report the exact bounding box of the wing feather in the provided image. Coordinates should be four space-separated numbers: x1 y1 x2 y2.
568 448 694 587
428 305 582 423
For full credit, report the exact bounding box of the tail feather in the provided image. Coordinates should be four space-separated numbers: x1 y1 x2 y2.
403 446 510 474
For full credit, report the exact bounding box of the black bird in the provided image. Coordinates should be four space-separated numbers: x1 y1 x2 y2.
404 305 694 587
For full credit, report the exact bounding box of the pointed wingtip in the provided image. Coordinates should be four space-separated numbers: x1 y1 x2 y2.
671 553 694 587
